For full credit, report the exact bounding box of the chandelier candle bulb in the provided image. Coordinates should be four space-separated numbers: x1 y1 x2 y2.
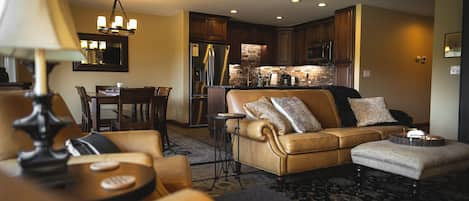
115 16 123 28
127 19 137 30
97 16 106 29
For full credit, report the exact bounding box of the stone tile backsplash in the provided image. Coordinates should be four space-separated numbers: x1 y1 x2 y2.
229 65 336 87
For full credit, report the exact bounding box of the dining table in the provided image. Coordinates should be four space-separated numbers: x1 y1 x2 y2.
87 90 119 131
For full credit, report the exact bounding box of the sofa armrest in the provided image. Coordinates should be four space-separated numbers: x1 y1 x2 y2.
99 130 164 159
227 119 277 142
68 152 154 167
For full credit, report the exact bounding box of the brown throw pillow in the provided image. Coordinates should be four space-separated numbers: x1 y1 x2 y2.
243 97 293 135
270 96 323 133
348 97 397 127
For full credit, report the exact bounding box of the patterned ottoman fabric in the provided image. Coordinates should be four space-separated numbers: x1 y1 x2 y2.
351 140 469 180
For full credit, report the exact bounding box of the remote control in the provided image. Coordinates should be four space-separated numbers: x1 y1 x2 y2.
101 175 136 190
90 161 120 172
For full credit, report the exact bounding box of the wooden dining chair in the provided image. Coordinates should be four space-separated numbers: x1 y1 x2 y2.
112 87 156 131
154 87 172 149
75 86 92 132
95 85 119 130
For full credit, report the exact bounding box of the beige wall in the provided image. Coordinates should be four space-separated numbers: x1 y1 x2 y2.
49 5 190 123
358 5 433 124
429 0 462 140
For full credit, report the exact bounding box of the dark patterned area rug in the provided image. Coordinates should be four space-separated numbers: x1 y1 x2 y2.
195 164 469 201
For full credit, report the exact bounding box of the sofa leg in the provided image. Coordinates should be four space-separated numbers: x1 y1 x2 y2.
355 164 363 193
276 176 286 191
411 180 420 200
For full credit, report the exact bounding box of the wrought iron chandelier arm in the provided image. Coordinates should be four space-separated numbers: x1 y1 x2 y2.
117 0 131 22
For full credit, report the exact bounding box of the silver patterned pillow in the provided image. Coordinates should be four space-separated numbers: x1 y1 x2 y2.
348 97 397 127
270 96 322 133
243 97 293 135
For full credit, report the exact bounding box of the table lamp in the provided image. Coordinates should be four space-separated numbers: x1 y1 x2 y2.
0 0 83 184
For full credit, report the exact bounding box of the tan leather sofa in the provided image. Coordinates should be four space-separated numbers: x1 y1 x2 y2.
226 89 405 176
0 90 193 199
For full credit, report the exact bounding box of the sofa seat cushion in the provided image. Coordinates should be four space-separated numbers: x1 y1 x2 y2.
365 125 407 139
278 133 338 154
319 128 381 148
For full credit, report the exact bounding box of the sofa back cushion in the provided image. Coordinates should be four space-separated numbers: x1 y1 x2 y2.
226 89 341 128
0 90 83 161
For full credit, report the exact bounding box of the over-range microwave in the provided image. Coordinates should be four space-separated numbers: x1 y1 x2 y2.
306 40 333 64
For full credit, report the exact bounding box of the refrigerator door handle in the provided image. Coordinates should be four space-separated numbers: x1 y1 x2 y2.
208 46 215 86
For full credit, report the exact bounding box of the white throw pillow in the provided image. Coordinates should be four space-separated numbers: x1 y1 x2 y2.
270 96 322 133
243 97 293 135
348 97 397 127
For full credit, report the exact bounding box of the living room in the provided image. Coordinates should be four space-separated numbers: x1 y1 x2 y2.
0 0 467 200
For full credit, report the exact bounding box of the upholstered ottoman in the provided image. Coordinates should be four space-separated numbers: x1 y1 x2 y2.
351 140 469 195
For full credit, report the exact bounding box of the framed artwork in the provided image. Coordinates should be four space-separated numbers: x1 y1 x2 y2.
444 32 462 58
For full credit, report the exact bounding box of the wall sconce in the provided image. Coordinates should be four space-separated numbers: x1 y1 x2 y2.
415 56 427 64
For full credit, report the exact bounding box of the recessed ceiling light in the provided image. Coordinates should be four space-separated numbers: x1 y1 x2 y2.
276 16 283 20
230 9 238 14
291 0 301 3
317 2 327 7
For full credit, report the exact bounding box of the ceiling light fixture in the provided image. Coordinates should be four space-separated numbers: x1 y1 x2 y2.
230 9 238 14
291 0 301 3
276 16 283 20
97 0 137 35
317 2 327 7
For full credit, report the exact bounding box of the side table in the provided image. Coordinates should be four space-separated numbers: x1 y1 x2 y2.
207 113 246 189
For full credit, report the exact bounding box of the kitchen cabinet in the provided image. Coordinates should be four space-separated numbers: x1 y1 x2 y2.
334 6 355 87
293 17 334 65
293 28 306 65
190 12 229 43
228 21 277 65
277 29 294 65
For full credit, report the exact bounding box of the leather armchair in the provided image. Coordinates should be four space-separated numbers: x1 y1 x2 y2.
0 90 192 197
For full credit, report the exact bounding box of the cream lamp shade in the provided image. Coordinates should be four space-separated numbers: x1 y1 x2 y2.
0 0 84 61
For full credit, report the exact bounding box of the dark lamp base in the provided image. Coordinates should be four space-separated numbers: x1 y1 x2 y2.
13 93 72 187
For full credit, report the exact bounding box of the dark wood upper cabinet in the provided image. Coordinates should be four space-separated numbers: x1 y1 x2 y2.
206 17 228 42
293 28 306 65
277 29 294 65
228 21 277 65
334 6 356 87
293 17 334 65
190 12 229 43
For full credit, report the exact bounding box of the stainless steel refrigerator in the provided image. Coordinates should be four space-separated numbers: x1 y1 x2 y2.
189 42 230 127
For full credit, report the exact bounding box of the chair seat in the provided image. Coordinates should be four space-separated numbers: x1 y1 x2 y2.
278 132 338 154
319 128 381 148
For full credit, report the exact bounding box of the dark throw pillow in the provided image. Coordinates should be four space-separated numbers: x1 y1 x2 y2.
65 132 121 156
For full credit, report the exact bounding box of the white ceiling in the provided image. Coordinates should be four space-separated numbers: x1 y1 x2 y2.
70 0 435 26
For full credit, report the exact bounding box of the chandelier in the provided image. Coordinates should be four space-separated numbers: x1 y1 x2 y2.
96 0 137 35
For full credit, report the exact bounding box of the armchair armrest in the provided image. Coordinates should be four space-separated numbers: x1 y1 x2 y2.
154 189 213 201
68 152 154 167
227 119 277 142
99 130 164 159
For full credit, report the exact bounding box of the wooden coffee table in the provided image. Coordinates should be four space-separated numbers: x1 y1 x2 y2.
11 162 156 201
